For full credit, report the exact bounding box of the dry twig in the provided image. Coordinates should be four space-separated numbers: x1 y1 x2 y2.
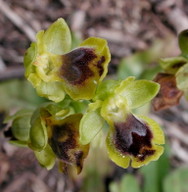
0 0 36 41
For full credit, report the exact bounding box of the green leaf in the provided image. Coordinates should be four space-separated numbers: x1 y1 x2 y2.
178 29 188 56
79 109 105 145
115 77 160 109
43 18 71 54
163 167 188 192
120 174 141 192
34 144 56 170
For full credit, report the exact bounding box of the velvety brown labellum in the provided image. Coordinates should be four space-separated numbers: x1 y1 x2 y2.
50 123 77 162
60 48 106 85
114 114 155 161
152 73 183 111
60 47 106 86
48 114 89 173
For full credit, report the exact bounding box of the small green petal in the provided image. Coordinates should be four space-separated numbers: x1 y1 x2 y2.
79 109 105 145
43 18 71 54
34 144 56 170
115 77 160 109
160 57 187 74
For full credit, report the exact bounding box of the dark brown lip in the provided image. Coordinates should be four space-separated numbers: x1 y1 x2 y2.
114 114 155 161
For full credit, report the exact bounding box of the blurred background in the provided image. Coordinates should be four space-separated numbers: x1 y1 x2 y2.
1 0 188 191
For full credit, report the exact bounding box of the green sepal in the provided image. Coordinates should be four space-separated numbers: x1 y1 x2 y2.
43 18 71 54
160 56 187 74
29 109 48 151
94 80 120 101
34 144 56 170
11 114 31 142
178 29 188 56
115 77 160 109
4 109 33 142
79 107 105 145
